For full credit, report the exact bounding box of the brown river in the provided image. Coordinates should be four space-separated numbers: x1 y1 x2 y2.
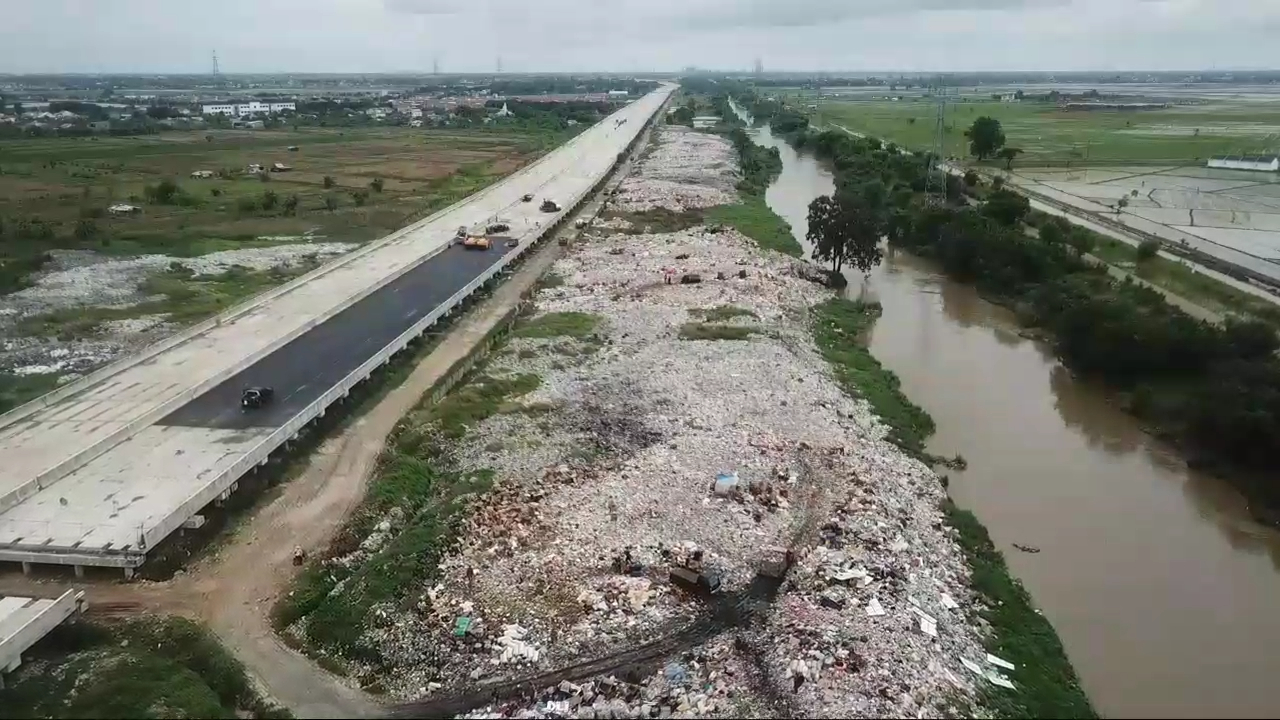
748 123 1280 718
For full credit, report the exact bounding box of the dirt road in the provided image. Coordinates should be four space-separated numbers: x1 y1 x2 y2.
0 118 656 718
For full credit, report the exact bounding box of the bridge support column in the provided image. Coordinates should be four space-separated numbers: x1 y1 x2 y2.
74 565 85 578
21 561 31 576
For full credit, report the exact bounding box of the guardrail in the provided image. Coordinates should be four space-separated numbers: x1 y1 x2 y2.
81 89 672 565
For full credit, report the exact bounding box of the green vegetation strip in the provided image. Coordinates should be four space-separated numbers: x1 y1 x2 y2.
705 200 801 258
944 502 1098 719
689 305 757 322
0 617 290 719
810 299 934 457
513 310 601 339
811 298 1093 718
679 322 758 341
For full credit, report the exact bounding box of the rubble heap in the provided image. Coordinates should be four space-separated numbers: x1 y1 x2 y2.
365 124 1000 718
610 126 739 212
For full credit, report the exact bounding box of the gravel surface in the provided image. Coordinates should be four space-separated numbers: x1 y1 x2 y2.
359 125 999 718
0 241 357 380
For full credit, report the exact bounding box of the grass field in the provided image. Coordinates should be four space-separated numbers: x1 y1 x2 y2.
0 125 569 290
0 616 290 719
811 99 1280 165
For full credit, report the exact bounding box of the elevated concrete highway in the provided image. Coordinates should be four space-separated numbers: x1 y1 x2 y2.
0 84 674 573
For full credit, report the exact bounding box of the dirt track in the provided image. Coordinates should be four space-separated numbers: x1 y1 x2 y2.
0 239 571 718
0 121 655 719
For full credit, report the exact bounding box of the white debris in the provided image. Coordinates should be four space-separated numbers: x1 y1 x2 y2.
987 653 1017 671
866 597 887 617
347 122 992 718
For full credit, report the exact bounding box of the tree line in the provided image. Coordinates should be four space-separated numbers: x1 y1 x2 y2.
787 124 1280 514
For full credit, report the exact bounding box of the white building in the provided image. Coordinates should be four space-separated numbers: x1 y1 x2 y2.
607 90 629 98
1208 155 1280 172
201 101 296 117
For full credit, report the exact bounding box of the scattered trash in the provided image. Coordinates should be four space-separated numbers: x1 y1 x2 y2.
712 471 739 496
940 592 959 610
866 597 886 617
679 273 702 284
986 653 1016 671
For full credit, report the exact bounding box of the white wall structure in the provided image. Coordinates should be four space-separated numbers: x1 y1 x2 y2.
1 590 85 682
1208 155 1280 172
202 102 296 117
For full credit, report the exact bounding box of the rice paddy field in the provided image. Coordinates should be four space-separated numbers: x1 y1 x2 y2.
808 96 1280 166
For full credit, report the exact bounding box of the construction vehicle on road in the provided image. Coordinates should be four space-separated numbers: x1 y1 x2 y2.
462 234 491 250
521 193 534 202
540 199 561 213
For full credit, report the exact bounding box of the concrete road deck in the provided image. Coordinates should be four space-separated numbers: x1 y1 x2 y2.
1 590 84 680
0 85 673 569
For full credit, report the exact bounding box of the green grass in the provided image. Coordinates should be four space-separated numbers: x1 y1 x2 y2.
814 98 1280 165
678 322 758 340
705 199 801 257
513 311 602 340
0 371 62 414
0 125 561 296
1088 237 1280 326
275 360 537 660
944 502 1098 719
0 617 291 719
19 260 323 339
810 298 935 456
689 304 758 322
426 372 541 438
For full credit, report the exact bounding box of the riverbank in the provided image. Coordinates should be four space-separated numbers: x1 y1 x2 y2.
281 122 1053 718
736 100 1280 717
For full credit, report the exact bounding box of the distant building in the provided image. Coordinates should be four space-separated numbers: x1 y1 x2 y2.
190 170 215 179
493 103 513 118
999 93 1019 103
202 101 296 117
1208 155 1280 172
108 203 141 215
607 90 630 98
88 120 110 132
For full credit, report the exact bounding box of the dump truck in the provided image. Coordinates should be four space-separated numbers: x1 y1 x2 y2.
540 199 560 213
462 235 491 250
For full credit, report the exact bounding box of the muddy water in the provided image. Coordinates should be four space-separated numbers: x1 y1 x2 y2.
750 123 1280 719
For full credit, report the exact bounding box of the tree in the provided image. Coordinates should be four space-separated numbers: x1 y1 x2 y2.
323 175 336 189
963 170 979 187
981 188 1030 227
964 116 1006 160
261 190 278 211
998 147 1024 171
1136 239 1160 262
324 194 338 212
12 102 23 116
1038 216 1071 246
352 190 368 207
1066 227 1095 256
370 177 384 193
992 176 1005 190
1115 196 1129 214
806 186 885 277
283 194 299 216
146 179 180 205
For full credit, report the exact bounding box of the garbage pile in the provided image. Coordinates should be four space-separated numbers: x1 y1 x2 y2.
366 123 997 717
610 127 739 212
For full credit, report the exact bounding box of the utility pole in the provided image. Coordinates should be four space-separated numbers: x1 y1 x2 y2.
432 56 439 75
496 56 503 74
925 77 955 206
211 50 220 77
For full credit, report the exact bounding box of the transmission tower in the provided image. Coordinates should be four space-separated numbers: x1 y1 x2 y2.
924 79 956 205
753 57 763 76
211 50 220 77
432 56 439 75
496 56 503 74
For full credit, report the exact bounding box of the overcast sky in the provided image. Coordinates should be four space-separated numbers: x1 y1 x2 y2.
1 0 1276 74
